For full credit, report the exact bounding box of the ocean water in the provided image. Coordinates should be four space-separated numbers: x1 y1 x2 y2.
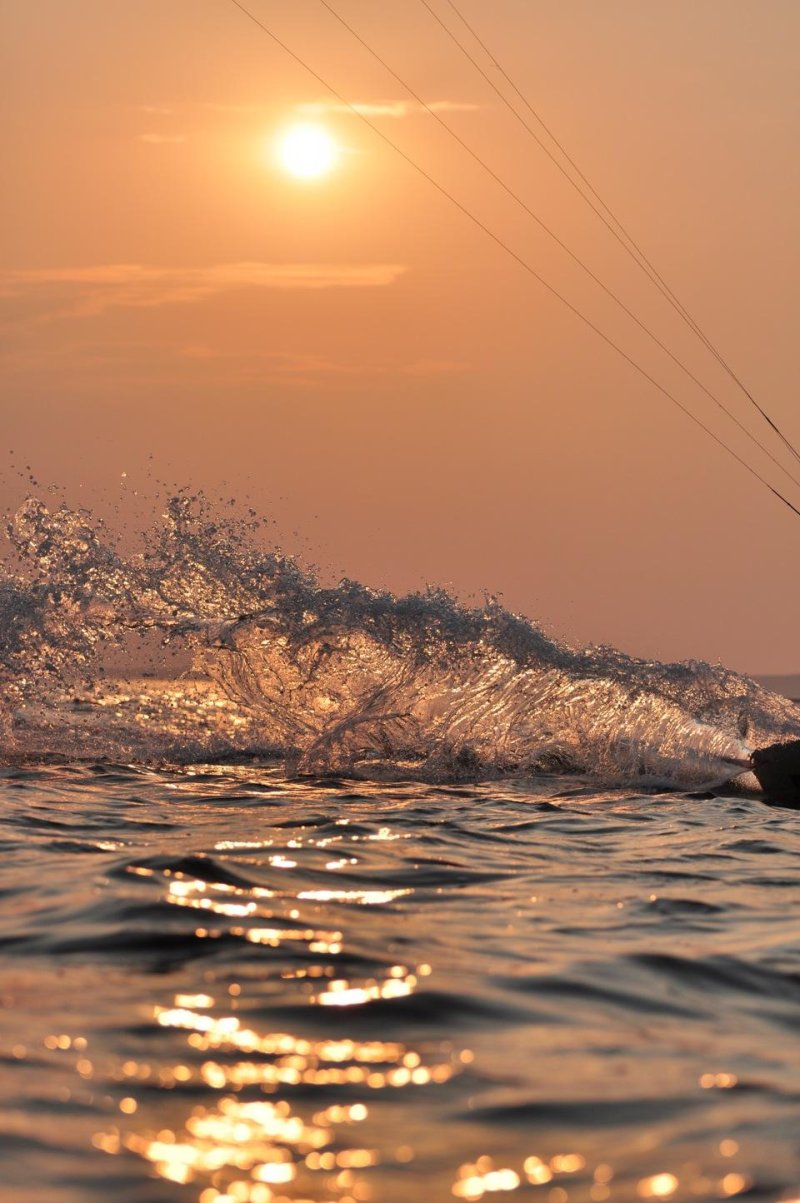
4 764 800 1203
2 496 800 1203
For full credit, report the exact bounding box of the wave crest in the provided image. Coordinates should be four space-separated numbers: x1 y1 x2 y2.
2 494 799 783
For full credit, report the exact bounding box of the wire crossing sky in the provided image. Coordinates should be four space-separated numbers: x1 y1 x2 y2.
3 0 799 671
229 0 800 523
429 0 800 475
315 0 800 501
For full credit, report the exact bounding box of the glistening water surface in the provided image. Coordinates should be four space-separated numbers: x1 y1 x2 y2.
3 493 800 1202
2 764 800 1203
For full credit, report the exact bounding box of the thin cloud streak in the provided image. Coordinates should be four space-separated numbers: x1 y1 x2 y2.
174 347 468 379
136 133 188 144
0 263 409 322
0 337 468 394
137 100 480 119
295 99 480 118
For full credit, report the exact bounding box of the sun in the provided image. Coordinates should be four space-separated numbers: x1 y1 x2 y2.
277 123 338 180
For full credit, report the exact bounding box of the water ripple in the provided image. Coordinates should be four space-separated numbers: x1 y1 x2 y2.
2 766 800 1202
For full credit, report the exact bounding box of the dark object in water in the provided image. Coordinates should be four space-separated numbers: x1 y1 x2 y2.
751 740 800 805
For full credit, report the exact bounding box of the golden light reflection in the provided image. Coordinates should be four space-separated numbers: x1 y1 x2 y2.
322 828 406 848
453 1157 521 1200
281 965 335 981
154 999 460 1092
110 990 467 1200
313 1103 368 1126
297 887 412 905
550 1154 586 1175
637 1172 679 1198
214 840 274 851
103 1017 731 1203
165 876 275 903
124 1097 312 1187
449 1152 635 1203
242 926 342 953
106 836 477 1203
163 874 352 956
699 1072 738 1089
523 1156 553 1186
316 971 417 1008
719 1173 751 1197
269 855 297 869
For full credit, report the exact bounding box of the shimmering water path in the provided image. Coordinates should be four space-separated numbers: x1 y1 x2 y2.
2 765 800 1203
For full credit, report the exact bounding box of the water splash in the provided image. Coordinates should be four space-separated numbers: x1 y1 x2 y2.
2 494 798 784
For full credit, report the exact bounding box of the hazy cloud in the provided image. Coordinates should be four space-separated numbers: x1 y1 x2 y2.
202 102 264 115
399 358 467 377
166 348 471 387
0 263 409 322
295 100 480 119
136 133 188 144
173 347 468 378
0 336 467 398
137 100 479 120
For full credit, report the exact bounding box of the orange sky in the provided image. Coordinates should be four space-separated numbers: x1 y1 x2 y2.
2 0 799 672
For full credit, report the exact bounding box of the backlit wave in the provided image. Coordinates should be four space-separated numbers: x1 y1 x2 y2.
2 493 798 785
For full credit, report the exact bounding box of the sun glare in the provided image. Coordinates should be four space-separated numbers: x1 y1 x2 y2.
277 124 338 180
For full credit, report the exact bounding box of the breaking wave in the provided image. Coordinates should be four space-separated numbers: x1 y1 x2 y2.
2 493 799 785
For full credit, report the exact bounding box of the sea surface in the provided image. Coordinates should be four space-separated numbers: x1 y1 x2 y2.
3 764 800 1203
3 495 800 1202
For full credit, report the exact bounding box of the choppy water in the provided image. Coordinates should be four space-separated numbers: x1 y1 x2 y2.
3 494 800 1202
3 493 800 785
3 764 800 1203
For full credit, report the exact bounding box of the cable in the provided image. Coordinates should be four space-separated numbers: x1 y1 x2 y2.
225 0 800 524
421 1 697 320
315 0 800 498
429 0 800 469
434 0 698 313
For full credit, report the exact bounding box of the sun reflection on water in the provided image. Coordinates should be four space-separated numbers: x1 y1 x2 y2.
315 965 423 1008
100 971 466 1202
88 836 478 1202
297 888 412 905
453 1157 521 1199
87 825 758 1203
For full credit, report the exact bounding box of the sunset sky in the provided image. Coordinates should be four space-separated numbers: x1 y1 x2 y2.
3 0 799 672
